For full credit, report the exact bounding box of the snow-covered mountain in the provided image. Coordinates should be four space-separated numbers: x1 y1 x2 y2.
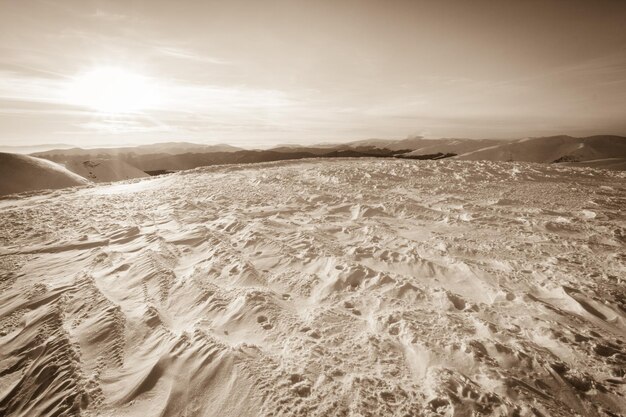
344 137 506 153
455 135 626 163
32 142 242 158
331 135 626 167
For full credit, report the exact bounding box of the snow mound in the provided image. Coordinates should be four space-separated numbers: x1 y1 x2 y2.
0 152 90 196
64 159 149 183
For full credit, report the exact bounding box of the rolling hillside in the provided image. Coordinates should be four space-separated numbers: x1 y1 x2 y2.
0 153 90 196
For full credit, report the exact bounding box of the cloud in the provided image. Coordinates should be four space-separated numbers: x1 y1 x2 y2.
92 9 129 21
154 47 231 65
78 118 171 134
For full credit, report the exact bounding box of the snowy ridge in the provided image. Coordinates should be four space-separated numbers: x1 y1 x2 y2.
455 135 626 164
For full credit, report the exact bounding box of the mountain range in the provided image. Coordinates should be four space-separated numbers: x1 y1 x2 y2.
2 134 624 196
31 135 626 172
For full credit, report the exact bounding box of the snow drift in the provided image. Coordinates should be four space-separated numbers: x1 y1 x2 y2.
0 152 90 196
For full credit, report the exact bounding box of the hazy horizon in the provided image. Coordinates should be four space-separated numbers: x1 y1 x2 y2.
2 0 626 148
3 133 626 155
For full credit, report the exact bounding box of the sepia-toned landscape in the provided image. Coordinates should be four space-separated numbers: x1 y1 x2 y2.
1 1 626 416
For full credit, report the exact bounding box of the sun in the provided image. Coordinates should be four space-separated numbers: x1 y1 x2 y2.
65 67 160 113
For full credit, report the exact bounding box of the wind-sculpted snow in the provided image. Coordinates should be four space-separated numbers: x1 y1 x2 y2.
0 159 625 417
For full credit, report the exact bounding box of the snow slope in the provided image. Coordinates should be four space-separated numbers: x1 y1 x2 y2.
0 152 90 196
456 135 626 163
64 159 149 183
402 139 505 156
0 159 624 417
344 137 505 153
559 157 626 171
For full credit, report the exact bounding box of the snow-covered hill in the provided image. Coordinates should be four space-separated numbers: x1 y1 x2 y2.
455 135 626 163
558 157 626 171
64 159 149 183
342 137 506 153
400 138 505 155
0 152 90 196
0 159 624 417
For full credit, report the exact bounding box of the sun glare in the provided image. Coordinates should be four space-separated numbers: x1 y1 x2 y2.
65 67 160 113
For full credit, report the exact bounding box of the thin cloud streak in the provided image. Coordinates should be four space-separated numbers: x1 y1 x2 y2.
155 47 232 65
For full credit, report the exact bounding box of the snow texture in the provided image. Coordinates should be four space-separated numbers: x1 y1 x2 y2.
0 158 624 417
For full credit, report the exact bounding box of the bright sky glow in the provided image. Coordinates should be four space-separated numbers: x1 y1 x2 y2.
64 67 160 113
0 0 625 147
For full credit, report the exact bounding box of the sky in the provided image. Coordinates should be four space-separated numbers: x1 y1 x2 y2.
1 0 625 148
